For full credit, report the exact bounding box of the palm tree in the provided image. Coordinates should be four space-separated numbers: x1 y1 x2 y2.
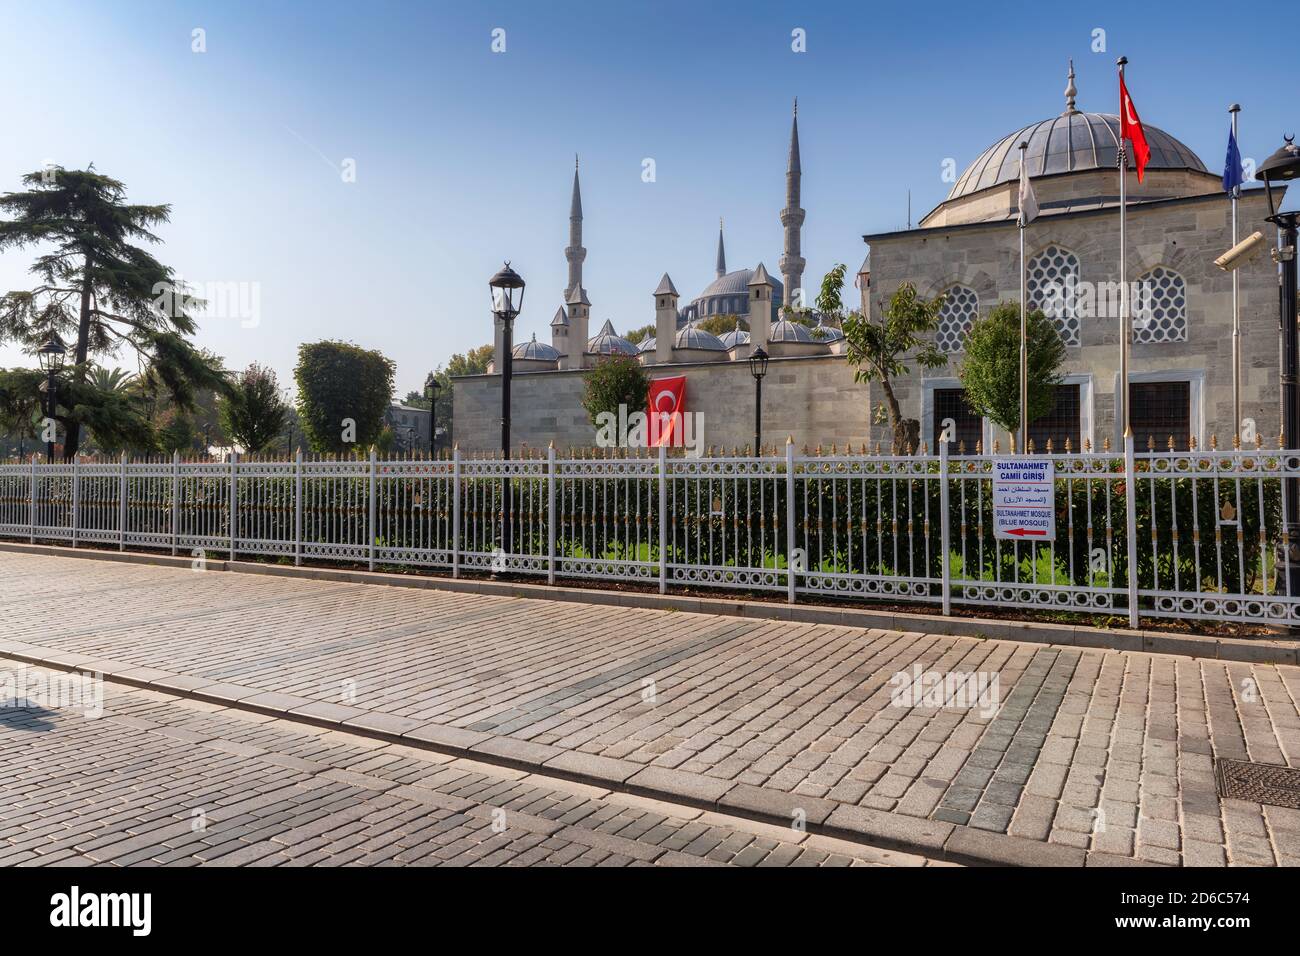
90 366 136 393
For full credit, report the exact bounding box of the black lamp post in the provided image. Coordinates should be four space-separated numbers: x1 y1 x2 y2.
748 346 769 453
1257 134 1300 595
489 262 525 559
37 331 67 461
424 372 442 454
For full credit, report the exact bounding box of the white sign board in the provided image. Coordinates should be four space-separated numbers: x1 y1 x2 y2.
992 458 1055 541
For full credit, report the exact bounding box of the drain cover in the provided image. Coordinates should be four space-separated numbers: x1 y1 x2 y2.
1215 758 1300 809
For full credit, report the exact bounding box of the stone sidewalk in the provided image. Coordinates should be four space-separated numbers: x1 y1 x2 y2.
3 665 928 867
2 552 1298 866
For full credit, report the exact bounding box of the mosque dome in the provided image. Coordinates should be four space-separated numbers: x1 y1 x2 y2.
686 268 784 322
512 333 560 361
768 319 818 344
810 317 844 343
719 322 750 350
637 336 656 353
587 319 636 356
675 325 726 351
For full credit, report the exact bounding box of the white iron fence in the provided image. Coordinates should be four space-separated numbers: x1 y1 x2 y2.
2 440 1297 628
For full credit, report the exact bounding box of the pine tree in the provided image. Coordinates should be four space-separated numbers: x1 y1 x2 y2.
0 167 226 459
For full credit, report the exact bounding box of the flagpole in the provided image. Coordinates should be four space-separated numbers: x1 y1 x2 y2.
1118 56 1131 440
1019 141 1029 455
1230 103 1242 443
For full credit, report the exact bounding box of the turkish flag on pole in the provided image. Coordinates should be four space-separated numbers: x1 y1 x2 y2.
1119 71 1151 182
648 375 687 447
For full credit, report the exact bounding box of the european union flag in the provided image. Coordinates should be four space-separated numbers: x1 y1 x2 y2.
1224 127 1244 194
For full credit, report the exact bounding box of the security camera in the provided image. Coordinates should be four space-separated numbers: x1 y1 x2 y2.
1215 231 1266 272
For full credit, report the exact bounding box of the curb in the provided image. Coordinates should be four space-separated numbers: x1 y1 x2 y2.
0 640 1165 868
3 539 1297 665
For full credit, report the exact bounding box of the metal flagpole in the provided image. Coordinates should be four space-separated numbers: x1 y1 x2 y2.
1230 103 1242 442
1019 141 1029 455
1117 57 1131 440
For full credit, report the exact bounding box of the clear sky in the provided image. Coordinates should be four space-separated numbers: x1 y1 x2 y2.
1 0 1296 399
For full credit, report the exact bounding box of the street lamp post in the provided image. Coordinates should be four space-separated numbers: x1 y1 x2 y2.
748 346 769 453
489 263 525 560
37 332 67 462
1256 134 1300 596
424 373 442 455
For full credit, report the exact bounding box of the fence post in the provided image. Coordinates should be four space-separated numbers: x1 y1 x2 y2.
658 443 668 595
118 452 127 551
29 454 35 544
451 445 461 578
939 439 951 615
71 454 80 548
368 446 378 572
547 443 557 585
1124 434 1140 629
786 437 797 604
229 451 238 562
294 448 303 567
171 450 180 556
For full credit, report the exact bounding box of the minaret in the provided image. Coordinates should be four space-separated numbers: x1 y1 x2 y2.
778 99 806 310
654 273 679 365
565 155 586 302
715 218 727 278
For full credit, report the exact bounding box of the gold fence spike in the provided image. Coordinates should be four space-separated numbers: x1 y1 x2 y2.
1102 436 1111 452
1045 438 1053 453
1189 435 1198 450
992 439 1000 454
1027 438 1035 454
1210 433 1219 450
1147 434 1155 451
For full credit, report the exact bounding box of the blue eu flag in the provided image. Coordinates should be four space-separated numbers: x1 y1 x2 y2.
1224 127 1244 194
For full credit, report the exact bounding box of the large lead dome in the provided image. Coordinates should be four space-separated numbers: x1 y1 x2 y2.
947 110 1207 202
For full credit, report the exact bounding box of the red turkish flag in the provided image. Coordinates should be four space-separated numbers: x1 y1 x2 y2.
1119 72 1151 183
648 375 686 447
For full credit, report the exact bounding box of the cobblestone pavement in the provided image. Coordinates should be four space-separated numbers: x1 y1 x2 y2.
0 663 934 867
3 554 1299 865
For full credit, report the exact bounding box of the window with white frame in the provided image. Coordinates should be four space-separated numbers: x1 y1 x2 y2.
1133 265 1187 344
935 284 978 353
1026 244 1081 346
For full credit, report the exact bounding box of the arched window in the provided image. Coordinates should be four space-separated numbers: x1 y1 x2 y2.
935 284 979 353
1133 266 1187 344
1026 244 1081 346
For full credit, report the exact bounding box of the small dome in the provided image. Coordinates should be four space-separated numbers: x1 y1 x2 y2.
810 318 844 343
587 319 636 356
637 336 656 353
720 324 750 349
768 319 818 344
675 325 726 351
512 333 560 361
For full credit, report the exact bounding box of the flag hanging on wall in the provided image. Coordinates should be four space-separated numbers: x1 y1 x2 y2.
1119 72 1151 182
648 375 687 447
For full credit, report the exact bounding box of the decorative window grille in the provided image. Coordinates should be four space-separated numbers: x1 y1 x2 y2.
935 285 979 353
1133 266 1188 344
932 388 983 452
1026 244 1081 346
1130 380 1191 450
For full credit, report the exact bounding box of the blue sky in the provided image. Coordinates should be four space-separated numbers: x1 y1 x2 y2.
1 0 1295 398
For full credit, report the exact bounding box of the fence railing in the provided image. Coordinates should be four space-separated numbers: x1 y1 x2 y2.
3 440 1297 628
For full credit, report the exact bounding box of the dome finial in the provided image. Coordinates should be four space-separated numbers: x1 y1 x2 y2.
1064 58 1078 114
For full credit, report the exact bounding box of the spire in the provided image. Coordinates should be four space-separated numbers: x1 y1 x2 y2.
779 99 806 308
565 156 586 302
715 218 726 277
1063 59 1078 114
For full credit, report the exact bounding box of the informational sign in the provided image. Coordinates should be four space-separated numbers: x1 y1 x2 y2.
992 458 1055 541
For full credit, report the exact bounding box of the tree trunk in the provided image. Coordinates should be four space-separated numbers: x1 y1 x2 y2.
878 377 920 453
63 251 94 461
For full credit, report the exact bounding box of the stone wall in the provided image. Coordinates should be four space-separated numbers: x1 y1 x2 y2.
452 354 873 452
866 188 1283 450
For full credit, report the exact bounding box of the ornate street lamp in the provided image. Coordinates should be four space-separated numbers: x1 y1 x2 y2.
748 346 769 453
424 372 442 454
489 262 525 561
37 331 67 461
1257 134 1300 596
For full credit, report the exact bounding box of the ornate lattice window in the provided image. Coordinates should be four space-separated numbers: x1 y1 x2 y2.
1133 266 1187 344
1026 244 1081 346
935 285 979 353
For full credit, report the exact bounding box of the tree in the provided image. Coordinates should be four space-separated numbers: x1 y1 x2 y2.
623 323 655 345
420 343 492 451
958 301 1066 439
692 314 746 338
842 278 948 451
581 353 649 428
0 167 227 459
90 366 135 393
294 340 394 454
219 363 288 453
155 411 196 455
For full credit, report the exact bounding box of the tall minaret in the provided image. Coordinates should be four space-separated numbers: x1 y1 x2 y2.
778 99 806 309
715 218 727 278
565 155 586 302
